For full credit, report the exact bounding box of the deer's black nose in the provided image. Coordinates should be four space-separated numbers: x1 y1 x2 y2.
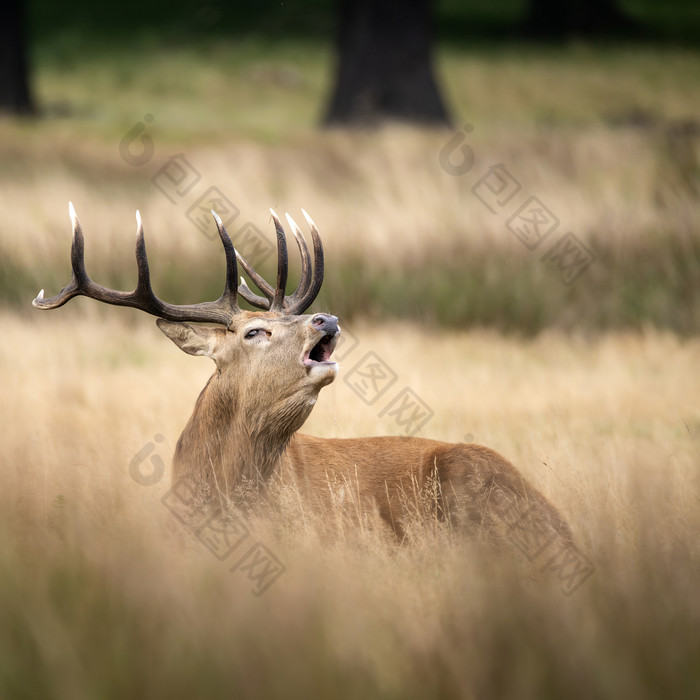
311 314 339 335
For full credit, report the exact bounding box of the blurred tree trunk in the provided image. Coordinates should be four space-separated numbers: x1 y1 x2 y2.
522 0 638 37
323 0 450 127
0 0 34 115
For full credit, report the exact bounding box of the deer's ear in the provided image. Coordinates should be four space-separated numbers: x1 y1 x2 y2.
156 319 225 359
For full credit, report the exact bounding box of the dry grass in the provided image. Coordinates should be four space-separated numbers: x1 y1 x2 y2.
3 120 699 331
2 309 699 698
1 123 692 257
1 36 699 698
3 42 700 332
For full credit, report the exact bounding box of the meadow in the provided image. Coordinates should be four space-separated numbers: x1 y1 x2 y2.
1 19 700 699
2 313 699 698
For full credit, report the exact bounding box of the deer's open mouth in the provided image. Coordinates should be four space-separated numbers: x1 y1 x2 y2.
303 333 338 367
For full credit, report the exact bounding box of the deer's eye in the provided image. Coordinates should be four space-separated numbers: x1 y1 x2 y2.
244 329 270 340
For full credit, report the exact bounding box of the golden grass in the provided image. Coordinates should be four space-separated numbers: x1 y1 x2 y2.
4 123 699 331
4 42 698 265
2 309 699 697
2 38 699 697
0 124 683 257
3 41 699 332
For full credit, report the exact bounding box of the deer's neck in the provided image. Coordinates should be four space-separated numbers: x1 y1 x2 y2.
172 371 311 493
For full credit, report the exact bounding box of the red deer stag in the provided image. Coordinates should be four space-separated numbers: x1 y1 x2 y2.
34 204 574 545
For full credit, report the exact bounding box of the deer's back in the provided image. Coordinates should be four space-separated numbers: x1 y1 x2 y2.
284 434 573 540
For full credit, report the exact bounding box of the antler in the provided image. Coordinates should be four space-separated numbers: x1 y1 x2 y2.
237 209 324 315
32 203 324 325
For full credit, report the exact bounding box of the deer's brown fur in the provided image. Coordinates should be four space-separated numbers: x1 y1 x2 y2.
159 310 573 543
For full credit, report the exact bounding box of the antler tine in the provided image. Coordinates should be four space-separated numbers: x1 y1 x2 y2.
235 247 275 308
33 202 106 310
237 276 270 310
133 210 157 306
236 212 312 309
70 202 88 285
284 212 312 302
268 209 289 312
210 211 240 314
234 213 288 309
235 208 324 315
285 208 324 315
32 203 82 308
33 205 241 326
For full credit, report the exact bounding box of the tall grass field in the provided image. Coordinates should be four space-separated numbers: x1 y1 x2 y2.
1 15 699 699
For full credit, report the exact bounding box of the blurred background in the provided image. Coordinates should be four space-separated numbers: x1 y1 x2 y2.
2 0 699 332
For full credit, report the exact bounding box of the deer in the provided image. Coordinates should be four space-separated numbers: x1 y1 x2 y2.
34 203 576 549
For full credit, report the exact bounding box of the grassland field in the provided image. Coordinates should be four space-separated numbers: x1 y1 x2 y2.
1 23 699 700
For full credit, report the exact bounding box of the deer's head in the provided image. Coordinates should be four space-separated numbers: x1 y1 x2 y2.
33 205 340 434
